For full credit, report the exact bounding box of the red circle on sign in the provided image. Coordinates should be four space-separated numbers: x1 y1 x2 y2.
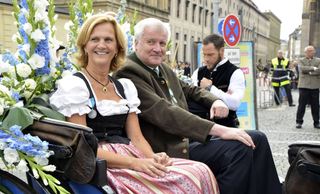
223 14 241 47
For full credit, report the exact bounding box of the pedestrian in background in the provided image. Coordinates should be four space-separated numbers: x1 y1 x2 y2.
271 50 295 107
296 46 320 129
183 62 191 77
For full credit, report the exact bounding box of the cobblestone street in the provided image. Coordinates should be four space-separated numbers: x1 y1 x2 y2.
257 87 320 179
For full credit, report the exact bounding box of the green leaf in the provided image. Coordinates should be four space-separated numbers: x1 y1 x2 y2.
30 104 65 121
2 107 33 130
57 185 71 194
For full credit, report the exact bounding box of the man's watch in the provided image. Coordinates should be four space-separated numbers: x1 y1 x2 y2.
206 85 212 91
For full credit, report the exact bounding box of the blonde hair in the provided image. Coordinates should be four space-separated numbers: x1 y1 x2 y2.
76 14 126 72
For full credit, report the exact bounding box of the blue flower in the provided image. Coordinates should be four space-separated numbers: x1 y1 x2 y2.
0 130 11 139
11 92 20 103
19 0 28 9
9 125 23 137
2 52 19 65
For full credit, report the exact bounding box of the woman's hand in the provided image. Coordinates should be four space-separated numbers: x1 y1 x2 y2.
130 158 169 177
153 152 173 166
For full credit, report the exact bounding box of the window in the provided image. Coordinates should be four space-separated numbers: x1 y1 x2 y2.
199 7 203 25
176 32 179 40
184 44 187 62
205 10 208 27
175 43 179 62
185 1 189 20
177 0 180 18
192 4 196 23
184 34 187 41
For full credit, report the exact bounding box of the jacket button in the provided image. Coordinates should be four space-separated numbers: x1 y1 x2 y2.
160 80 166 84
182 148 187 154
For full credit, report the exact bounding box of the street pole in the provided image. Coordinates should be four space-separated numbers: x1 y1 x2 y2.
213 0 220 34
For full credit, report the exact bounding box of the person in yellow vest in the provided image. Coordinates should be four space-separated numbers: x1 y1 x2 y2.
271 50 295 106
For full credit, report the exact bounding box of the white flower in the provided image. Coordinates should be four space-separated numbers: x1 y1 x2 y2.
12 33 20 43
28 53 45 69
24 79 37 90
49 65 57 77
51 26 56 33
42 176 48 186
53 14 58 21
4 148 20 165
121 22 131 33
0 104 4 116
0 158 6 170
32 168 39 179
23 91 33 100
16 159 29 172
64 21 74 31
0 84 10 95
8 66 17 79
34 0 49 11
42 165 56 172
31 29 46 42
0 140 7 150
21 8 29 18
23 23 33 35
0 61 11 74
22 44 30 55
34 156 49 166
35 10 47 23
16 63 32 78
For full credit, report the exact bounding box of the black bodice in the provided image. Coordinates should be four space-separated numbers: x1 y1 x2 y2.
74 72 130 144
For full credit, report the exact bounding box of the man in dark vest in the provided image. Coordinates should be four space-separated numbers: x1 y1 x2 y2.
191 34 244 127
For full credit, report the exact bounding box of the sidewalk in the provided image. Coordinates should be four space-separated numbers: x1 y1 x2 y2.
257 87 320 178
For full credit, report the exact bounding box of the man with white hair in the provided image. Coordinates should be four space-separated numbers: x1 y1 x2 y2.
115 18 281 194
296 45 320 129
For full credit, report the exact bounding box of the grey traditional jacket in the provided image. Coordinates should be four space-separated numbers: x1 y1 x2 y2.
298 57 320 89
114 53 218 158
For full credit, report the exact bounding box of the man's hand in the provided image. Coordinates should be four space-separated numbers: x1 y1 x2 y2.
210 100 229 119
210 124 256 149
200 78 212 89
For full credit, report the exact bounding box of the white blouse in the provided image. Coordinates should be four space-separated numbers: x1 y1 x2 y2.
49 74 141 117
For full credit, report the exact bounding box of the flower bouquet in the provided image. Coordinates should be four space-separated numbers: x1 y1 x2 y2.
0 0 77 193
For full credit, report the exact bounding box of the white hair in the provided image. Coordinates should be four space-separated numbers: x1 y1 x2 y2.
304 45 315 52
134 18 170 41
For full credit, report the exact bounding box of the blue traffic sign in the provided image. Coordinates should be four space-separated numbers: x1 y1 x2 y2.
218 19 224 35
223 14 241 47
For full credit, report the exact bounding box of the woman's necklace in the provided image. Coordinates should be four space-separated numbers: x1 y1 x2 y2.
85 68 109 93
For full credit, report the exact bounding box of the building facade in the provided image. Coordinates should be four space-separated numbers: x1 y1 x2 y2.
288 26 302 60
168 0 214 68
1 0 284 67
301 0 320 56
263 11 281 60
